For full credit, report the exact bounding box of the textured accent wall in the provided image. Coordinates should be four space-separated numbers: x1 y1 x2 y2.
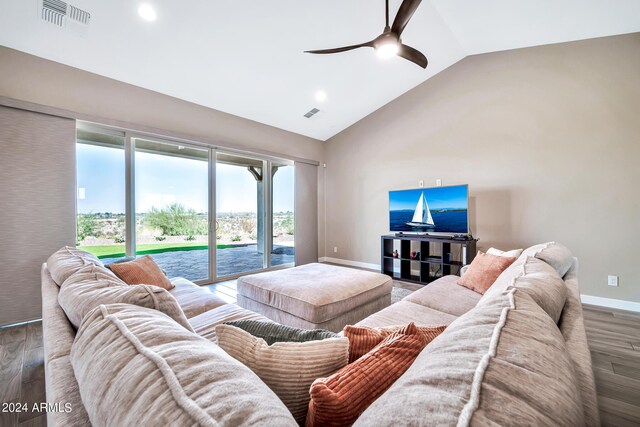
324 33 640 303
0 106 76 326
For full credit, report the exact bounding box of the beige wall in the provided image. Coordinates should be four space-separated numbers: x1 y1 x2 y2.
0 46 326 261
325 33 640 303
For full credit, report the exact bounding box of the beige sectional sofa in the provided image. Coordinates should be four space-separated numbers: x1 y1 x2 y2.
41 242 598 426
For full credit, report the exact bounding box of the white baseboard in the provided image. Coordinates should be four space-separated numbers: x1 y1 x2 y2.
319 257 380 271
580 294 640 313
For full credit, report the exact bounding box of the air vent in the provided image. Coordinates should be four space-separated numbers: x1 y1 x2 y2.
42 0 66 26
304 108 320 119
68 5 90 24
41 0 90 27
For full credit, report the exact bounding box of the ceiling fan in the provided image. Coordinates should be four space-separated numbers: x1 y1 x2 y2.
305 0 428 69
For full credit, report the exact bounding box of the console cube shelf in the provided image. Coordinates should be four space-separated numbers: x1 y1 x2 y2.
381 235 477 285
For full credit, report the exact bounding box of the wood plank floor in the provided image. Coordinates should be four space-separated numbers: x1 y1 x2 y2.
1 287 638 426
0 321 46 427
582 304 640 426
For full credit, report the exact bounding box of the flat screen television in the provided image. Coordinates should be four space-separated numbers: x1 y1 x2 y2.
389 184 469 234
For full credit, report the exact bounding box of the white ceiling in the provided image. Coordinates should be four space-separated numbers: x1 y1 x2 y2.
0 1 638 141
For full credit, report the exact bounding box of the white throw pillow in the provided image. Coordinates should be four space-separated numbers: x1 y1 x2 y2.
487 247 524 258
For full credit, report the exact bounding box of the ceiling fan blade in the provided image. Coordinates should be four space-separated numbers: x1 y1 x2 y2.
391 0 422 37
305 41 374 54
398 44 428 68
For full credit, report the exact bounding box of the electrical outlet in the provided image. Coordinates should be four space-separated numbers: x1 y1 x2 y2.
608 275 619 287
334 246 338 253
436 179 442 187
418 180 424 188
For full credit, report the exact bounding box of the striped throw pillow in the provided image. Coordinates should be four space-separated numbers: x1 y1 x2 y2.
109 255 174 290
343 324 447 362
307 323 428 427
215 324 349 425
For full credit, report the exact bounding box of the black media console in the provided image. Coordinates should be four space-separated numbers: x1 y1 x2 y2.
381 234 478 285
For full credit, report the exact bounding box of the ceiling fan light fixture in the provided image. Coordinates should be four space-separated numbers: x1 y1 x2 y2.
376 40 399 59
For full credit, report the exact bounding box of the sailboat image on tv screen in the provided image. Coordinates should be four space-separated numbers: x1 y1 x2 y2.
406 191 435 228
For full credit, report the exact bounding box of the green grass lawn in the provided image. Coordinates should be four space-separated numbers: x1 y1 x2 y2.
79 242 236 259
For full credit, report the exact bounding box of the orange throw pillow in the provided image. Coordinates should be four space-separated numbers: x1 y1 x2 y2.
109 255 174 290
457 251 516 294
343 324 446 363
306 323 428 427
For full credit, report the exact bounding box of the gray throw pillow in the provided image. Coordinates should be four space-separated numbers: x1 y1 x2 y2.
224 320 338 345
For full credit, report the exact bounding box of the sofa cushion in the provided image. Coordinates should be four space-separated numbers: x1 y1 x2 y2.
169 277 228 318
188 303 272 342
354 290 584 426
59 265 192 331
356 300 458 328
225 319 339 345
512 257 568 323
71 304 297 427
46 246 104 286
108 255 174 290
216 324 349 425
457 251 517 294
403 275 482 316
308 323 429 427
523 241 574 277
559 266 600 426
343 324 446 363
478 256 567 324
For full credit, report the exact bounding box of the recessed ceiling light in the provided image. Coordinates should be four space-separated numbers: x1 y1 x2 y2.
315 90 327 103
138 3 157 22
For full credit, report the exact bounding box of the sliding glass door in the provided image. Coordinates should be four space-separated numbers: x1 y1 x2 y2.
75 124 295 283
76 128 126 259
271 162 295 266
133 138 209 281
215 153 266 278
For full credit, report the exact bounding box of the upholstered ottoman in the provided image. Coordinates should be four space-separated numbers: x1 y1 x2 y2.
236 263 393 332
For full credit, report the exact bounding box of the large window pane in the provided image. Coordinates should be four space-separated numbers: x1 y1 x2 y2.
76 129 126 260
271 163 295 266
216 153 265 277
134 139 209 281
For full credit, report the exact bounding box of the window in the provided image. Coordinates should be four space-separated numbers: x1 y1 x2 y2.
271 163 295 266
75 124 295 283
76 128 126 259
215 153 265 277
134 139 209 281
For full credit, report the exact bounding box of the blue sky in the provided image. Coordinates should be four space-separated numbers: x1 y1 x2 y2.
389 185 468 211
76 144 294 214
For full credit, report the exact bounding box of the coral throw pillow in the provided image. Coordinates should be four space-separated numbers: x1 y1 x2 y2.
306 323 428 427
109 255 174 290
343 324 446 363
457 251 516 294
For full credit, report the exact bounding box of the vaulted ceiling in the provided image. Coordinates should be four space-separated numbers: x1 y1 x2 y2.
1 0 638 140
